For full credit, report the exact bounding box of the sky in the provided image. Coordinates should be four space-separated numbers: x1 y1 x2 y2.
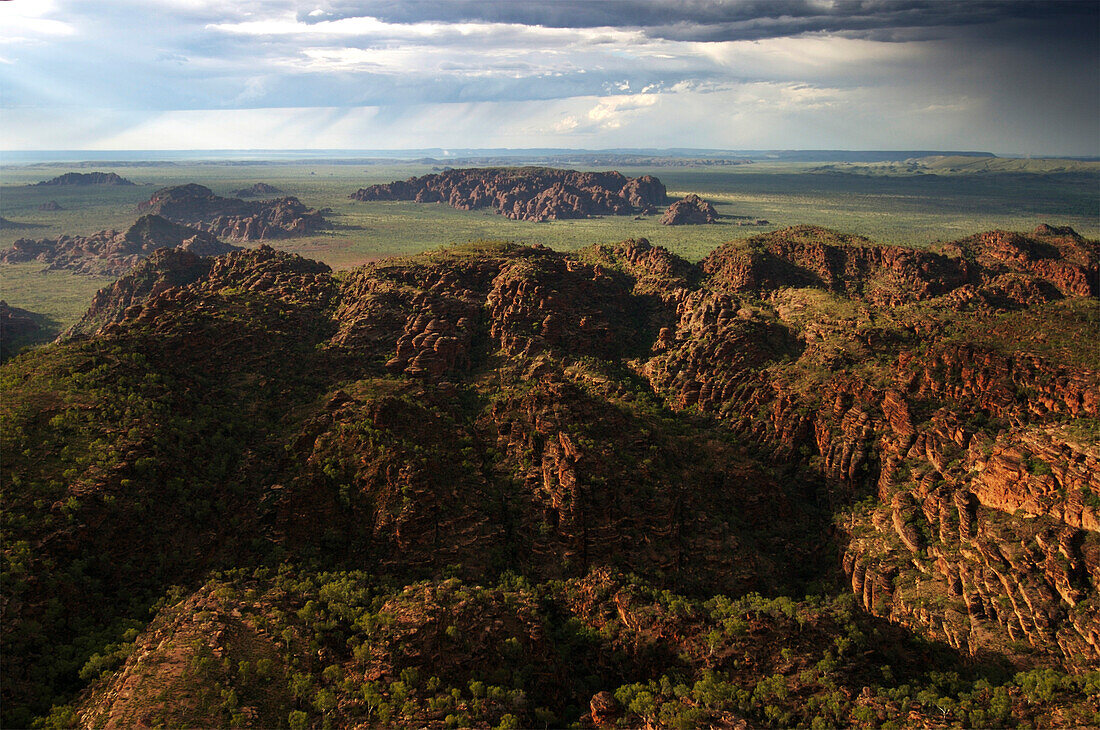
1 0 1097 154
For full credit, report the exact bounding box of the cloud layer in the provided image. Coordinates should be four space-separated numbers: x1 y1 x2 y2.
1 0 1096 154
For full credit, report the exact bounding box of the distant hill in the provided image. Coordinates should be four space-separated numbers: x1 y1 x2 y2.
34 171 135 186
139 183 327 240
230 182 284 197
351 167 667 221
1 214 239 276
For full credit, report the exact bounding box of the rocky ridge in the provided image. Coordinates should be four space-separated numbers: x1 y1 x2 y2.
0 214 240 276
2 224 1098 728
350 167 668 222
138 183 328 241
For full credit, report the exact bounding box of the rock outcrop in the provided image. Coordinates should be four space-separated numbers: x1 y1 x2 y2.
660 193 720 225
3 224 1098 728
138 183 327 241
34 171 134 186
231 182 284 197
0 214 239 276
350 167 668 222
702 224 1097 308
38 201 62 211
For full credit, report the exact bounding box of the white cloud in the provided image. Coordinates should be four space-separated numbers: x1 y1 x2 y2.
0 0 75 44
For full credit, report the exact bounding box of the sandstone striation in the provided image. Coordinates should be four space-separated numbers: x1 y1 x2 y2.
660 193 720 225
138 183 328 241
350 167 667 222
0 214 239 276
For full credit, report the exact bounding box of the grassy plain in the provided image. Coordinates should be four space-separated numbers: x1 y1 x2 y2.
2 158 1097 339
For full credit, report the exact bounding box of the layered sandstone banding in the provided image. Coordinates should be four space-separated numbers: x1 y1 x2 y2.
350 167 668 222
138 183 327 241
0 214 239 276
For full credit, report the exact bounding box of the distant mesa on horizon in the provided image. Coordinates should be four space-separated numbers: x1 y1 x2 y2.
350 166 668 222
33 171 135 186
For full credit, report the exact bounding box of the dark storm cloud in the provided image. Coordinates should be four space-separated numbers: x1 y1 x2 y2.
316 0 1099 42
1 0 1096 153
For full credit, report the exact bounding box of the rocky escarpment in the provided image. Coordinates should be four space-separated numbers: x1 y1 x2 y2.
0 214 239 276
2 225 1098 727
350 167 667 222
943 226 1098 298
34 171 134 186
703 224 1097 308
138 183 328 241
660 193 720 225
643 226 1100 671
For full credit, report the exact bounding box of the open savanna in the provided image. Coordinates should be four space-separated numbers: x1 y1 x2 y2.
2 158 1097 340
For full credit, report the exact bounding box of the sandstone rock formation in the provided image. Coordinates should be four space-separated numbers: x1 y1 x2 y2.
702 223 1097 307
231 182 284 197
660 193 720 225
3 224 1098 728
0 214 239 276
350 167 668 222
138 183 327 241
38 201 62 211
34 171 134 186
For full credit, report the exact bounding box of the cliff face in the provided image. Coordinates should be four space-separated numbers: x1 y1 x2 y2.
2 225 1099 727
350 167 668 221
139 183 328 240
0 215 238 276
